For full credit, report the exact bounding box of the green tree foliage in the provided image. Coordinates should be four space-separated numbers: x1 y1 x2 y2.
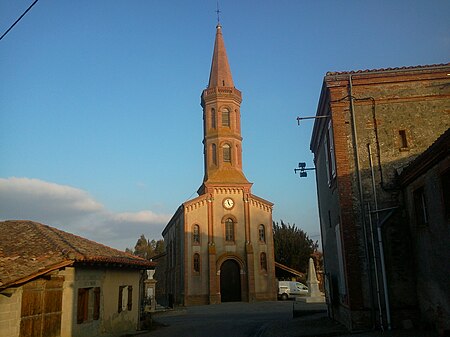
273 220 318 273
127 234 165 260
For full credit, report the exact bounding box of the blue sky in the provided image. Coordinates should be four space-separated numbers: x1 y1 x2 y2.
1 0 449 250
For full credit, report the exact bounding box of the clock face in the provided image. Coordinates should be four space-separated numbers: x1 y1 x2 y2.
223 198 234 209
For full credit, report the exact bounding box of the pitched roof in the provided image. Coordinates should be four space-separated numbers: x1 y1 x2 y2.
325 62 450 76
208 24 234 88
0 220 155 289
399 127 450 185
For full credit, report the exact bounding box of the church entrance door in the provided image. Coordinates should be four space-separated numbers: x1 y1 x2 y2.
220 259 241 302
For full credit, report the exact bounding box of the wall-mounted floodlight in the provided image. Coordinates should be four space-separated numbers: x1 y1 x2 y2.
294 162 316 178
296 115 329 125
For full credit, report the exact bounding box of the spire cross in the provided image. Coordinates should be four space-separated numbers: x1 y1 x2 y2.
216 1 221 24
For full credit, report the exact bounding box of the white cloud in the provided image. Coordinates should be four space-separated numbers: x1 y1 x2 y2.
0 177 171 250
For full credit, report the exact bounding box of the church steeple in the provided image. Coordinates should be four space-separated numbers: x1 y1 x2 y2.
208 24 234 88
198 24 251 195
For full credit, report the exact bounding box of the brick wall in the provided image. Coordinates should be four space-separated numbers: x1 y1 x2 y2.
312 64 450 331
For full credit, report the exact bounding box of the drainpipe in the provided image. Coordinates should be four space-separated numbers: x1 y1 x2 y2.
349 76 375 328
367 144 384 330
376 208 395 331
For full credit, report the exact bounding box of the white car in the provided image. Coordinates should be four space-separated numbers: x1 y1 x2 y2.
278 281 308 300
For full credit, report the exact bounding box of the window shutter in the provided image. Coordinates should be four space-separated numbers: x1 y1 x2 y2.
127 286 133 311
223 144 231 162
118 286 125 313
222 109 230 127
211 108 216 129
93 287 100 320
260 253 267 270
193 254 200 272
324 137 331 186
328 121 336 178
77 288 88 324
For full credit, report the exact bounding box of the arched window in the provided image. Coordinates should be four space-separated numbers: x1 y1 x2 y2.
260 252 267 271
223 144 231 163
211 108 216 129
222 108 230 127
258 224 265 242
193 224 200 244
193 253 200 273
225 218 234 241
212 144 217 165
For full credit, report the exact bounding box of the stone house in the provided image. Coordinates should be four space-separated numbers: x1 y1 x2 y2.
0 220 155 337
161 24 277 307
399 128 450 334
309 64 450 332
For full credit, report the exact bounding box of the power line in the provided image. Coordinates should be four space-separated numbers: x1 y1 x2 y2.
0 0 39 41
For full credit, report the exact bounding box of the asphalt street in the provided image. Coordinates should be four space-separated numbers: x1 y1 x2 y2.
131 301 439 337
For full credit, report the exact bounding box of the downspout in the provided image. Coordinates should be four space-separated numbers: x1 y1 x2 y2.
375 207 396 331
349 75 375 328
367 144 384 330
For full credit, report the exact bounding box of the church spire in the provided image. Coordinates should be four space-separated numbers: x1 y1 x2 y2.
208 24 234 88
199 24 250 195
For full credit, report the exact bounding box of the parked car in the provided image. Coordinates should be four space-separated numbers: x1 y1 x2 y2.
278 281 308 300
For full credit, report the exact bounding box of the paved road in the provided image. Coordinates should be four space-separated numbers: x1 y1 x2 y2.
134 301 342 337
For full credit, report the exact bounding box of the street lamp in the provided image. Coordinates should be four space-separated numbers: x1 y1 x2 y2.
294 162 315 178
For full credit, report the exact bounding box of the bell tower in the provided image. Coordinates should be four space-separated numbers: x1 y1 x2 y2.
198 24 251 195
162 22 276 306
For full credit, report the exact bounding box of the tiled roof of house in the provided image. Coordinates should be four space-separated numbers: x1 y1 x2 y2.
399 127 450 185
0 220 155 289
326 62 450 76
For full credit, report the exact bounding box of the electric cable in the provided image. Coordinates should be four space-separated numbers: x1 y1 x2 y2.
0 0 39 41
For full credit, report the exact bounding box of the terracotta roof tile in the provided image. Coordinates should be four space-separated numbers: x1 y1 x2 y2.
326 63 450 76
0 220 155 289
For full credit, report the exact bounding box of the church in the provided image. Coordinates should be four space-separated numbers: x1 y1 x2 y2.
161 23 277 306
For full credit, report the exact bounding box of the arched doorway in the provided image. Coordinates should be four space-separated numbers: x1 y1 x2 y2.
220 259 241 302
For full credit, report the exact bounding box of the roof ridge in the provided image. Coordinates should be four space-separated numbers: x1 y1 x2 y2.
326 62 450 76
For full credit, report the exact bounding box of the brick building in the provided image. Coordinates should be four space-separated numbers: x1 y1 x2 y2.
161 24 277 306
309 64 450 331
399 128 450 334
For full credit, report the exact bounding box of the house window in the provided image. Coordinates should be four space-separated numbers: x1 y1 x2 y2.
260 252 267 271
193 253 200 273
399 129 409 149
193 224 200 244
93 287 100 320
225 218 234 242
413 187 428 226
77 287 100 324
222 108 230 127
324 120 336 186
212 144 217 165
211 108 216 129
118 285 132 313
223 144 231 162
258 224 266 242
441 169 450 220
77 288 89 324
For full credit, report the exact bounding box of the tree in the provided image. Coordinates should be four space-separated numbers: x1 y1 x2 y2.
126 234 165 260
273 220 318 273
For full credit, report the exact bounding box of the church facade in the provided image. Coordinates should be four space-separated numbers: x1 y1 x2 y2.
161 24 277 306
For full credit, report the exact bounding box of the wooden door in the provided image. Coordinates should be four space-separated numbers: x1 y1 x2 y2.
220 259 241 302
20 275 63 337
